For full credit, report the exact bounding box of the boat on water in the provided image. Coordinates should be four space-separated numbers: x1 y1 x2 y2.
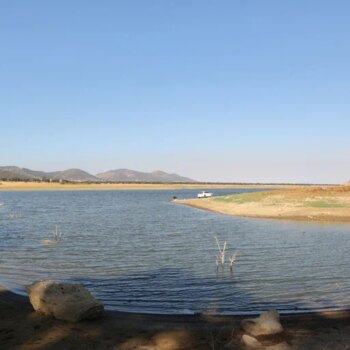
197 191 213 198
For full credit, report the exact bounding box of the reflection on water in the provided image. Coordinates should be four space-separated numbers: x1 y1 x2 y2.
0 189 350 314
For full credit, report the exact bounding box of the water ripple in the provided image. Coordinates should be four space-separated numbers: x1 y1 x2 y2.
1 189 350 314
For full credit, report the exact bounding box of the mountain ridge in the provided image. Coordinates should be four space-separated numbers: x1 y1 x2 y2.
96 168 195 183
0 166 196 183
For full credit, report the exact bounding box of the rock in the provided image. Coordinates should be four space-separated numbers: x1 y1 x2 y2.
26 280 104 322
41 239 59 245
242 334 263 349
266 342 292 350
242 335 292 350
241 309 283 337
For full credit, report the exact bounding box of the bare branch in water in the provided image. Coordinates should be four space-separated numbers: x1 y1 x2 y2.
53 225 63 242
214 236 227 266
41 225 63 245
229 251 238 269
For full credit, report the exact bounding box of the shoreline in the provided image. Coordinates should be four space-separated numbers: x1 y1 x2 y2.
0 181 311 191
176 199 350 223
176 186 350 223
2 286 350 349
2 284 349 318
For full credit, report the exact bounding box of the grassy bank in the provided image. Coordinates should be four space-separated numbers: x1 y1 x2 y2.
176 186 350 222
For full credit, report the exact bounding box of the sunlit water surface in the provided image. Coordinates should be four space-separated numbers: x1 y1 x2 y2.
1 189 350 315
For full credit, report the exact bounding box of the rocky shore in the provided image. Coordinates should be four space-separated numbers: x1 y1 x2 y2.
2 285 350 349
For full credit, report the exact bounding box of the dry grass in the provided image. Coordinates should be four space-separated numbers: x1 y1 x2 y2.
176 186 350 222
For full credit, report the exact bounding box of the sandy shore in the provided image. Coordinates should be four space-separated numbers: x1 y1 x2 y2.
1 286 350 349
176 186 350 222
0 181 306 191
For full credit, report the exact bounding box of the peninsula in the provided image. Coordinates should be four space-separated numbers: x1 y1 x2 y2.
176 185 350 222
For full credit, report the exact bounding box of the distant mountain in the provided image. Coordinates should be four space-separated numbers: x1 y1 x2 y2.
0 166 48 180
96 169 196 183
0 166 99 182
0 166 196 183
149 170 196 183
48 169 100 182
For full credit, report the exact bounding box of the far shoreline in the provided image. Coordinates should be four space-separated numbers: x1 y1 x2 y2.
0 181 312 191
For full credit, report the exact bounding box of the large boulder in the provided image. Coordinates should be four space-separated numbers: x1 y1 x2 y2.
26 280 104 322
241 309 283 337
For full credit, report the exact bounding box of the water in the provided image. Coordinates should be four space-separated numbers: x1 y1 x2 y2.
1 189 350 315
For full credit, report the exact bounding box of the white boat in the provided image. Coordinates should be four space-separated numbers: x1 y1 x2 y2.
197 191 213 198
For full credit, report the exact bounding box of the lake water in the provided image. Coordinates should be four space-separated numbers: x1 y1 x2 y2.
1 189 350 315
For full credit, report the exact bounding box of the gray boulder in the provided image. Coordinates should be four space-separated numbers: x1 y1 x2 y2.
241 309 283 337
26 280 104 322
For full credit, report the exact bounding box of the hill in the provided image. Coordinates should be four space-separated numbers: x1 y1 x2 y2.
96 169 196 183
48 169 100 182
0 166 98 182
0 166 196 183
0 166 48 180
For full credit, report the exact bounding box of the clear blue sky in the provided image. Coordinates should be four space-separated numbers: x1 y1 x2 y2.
1 1 349 183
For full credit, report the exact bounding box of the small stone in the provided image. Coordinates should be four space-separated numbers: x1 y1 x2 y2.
242 335 292 350
242 334 263 349
241 309 283 337
265 342 292 350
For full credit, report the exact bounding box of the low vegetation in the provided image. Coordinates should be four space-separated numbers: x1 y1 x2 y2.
213 187 350 209
213 191 270 204
177 186 350 222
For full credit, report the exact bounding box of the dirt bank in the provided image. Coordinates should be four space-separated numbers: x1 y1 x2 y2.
1 286 350 349
176 186 350 222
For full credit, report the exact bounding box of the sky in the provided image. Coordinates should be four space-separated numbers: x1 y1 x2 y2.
1 1 349 183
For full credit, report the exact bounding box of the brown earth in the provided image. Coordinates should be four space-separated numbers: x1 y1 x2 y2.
1 286 350 349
